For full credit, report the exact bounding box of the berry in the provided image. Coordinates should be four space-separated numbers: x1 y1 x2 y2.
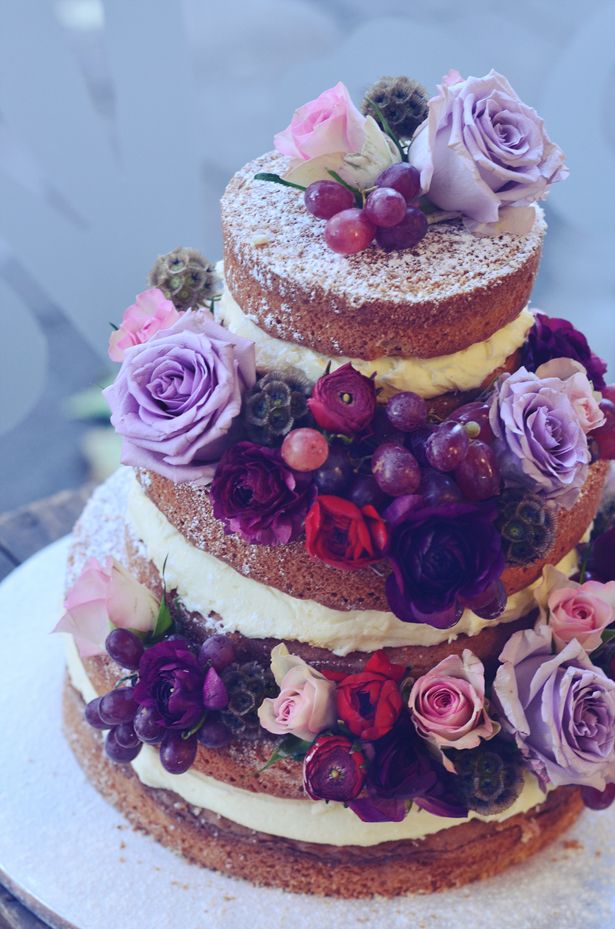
372 443 421 496
364 187 406 228
105 728 142 764
114 721 140 749
581 783 615 811
99 687 138 726
281 428 329 472
425 422 470 472
348 473 388 509
85 697 109 730
454 441 501 500
591 399 615 460
375 162 421 202
160 731 198 775
407 424 433 467
385 391 427 431
133 705 166 744
105 628 144 670
449 401 493 443
198 634 236 672
197 718 232 749
463 580 507 619
375 207 427 251
314 441 353 494
325 208 375 255
419 468 463 505
304 180 354 219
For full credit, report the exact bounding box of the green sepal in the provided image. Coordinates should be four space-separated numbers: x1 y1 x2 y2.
602 628 615 643
114 673 138 688
254 172 306 191
151 596 173 641
326 169 363 207
182 714 206 740
259 734 312 773
364 97 407 162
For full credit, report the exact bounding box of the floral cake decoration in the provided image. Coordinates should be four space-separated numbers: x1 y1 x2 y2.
53 67 615 826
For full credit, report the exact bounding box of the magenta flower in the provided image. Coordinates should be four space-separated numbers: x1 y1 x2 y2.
522 312 607 390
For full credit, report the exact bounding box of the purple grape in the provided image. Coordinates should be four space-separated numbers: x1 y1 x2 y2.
133 705 166 744
348 474 388 509
105 728 142 764
314 442 353 494
419 468 463 505
449 401 493 443
85 697 109 730
425 422 470 472
581 783 615 811
304 180 354 219
375 207 428 251
198 634 236 672
375 163 421 202
99 687 138 726
114 721 140 749
325 208 375 255
160 730 198 775
386 391 427 432
462 580 507 619
105 628 144 670
197 718 231 749
407 425 433 467
365 187 406 228
372 443 421 496
454 441 501 500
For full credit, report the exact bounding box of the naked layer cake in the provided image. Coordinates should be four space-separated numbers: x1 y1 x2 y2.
55 68 615 898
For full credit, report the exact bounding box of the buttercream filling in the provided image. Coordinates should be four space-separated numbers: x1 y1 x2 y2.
215 262 534 399
127 477 582 655
65 636 549 847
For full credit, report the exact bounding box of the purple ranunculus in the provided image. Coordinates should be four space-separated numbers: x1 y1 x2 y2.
210 441 316 545
308 363 377 436
385 496 505 628
489 366 590 509
104 309 256 484
409 69 567 234
522 312 607 390
134 639 204 730
493 625 615 791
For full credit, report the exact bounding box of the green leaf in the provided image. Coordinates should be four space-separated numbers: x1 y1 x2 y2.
364 97 407 162
326 169 363 207
259 734 312 773
109 321 119 331
182 714 206 740
254 172 306 191
151 596 173 641
602 628 615 643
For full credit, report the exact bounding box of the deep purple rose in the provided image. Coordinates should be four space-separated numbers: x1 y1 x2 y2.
134 639 204 730
385 496 505 628
211 441 316 545
522 312 607 390
489 366 590 508
308 363 377 436
493 625 615 790
104 309 256 484
410 69 567 234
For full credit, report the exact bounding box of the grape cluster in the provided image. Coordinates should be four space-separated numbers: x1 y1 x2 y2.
243 368 312 446
219 660 277 740
447 742 524 815
496 489 555 565
304 163 428 256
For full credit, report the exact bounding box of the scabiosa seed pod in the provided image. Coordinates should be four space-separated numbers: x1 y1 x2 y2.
447 741 524 815
220 660 276 740
148 246 220 312
243 367 312 446
496 489 555 566
361 76 429 140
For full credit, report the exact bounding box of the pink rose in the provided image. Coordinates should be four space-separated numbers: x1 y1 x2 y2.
53 556 159 657
535 565 615 653
274 82 366 162
536 357 605 434
258 644 336 742
408 650 498 750
108 288 181 362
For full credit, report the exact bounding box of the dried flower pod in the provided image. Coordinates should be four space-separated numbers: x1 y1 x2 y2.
220 660 276 740
243 367 312 446
447 741 524 815
148 246 220 311
361 76 429 140
496 489 555 565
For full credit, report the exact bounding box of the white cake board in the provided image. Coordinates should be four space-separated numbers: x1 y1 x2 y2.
1 537 614 929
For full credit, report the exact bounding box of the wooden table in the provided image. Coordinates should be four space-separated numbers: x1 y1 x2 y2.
0 485 94 929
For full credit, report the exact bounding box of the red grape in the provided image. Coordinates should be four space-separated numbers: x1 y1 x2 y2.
105 628 144 670
407 424 433 466
386 391 427 431
348 474 388 509
105 728 142 764
198 634 236 672
419 468 463 505
425 422 470 472
375 163 421 202
449 401 493 443
85 697 109 730
99 687 138 725
281 428 329 471
197 718 231 749
325 208 375 255
314 441 353 494
462 580 507 619
591 399 615 459
581 783 615 811
376 207 428 251
454 441 501 500
365 187 406 228
304 180 354 219
372 443 421 496
160 731 198 774
114 721 140 749
133 705 166 744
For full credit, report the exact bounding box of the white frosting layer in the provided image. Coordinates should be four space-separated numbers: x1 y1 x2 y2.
215 262 533 399
65 636 548 846
127 477 581 655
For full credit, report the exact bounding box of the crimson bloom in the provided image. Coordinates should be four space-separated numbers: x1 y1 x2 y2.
305 495 388 569
303 734 366 802
336 651 406 741
308 363 376 435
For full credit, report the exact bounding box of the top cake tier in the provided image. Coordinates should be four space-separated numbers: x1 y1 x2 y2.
222 152 545 361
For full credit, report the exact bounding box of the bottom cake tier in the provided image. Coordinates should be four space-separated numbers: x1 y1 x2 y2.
63 676 583 898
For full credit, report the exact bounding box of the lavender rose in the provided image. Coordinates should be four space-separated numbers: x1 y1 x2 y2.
104 309 256 484
134 639 204 730
522 312 607 390
493 625 615 790
489 366 590 508
385 496 505 628
210 441 316 545
409 70 567 234
258 644 336 742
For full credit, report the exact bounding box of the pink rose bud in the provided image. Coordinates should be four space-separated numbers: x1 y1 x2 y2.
274 82 366 162
536 565 615 653
108 287 181 362
258 649 337 743
53 556 159 657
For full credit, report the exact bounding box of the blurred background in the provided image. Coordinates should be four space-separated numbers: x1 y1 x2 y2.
0 0 613 512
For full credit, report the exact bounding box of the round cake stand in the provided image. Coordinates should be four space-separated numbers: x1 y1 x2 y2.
1 538 614 929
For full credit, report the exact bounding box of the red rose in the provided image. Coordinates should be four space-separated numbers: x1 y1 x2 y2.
303 734 366 802
305 495 388 570
337 651 406 741
307 363 377 435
